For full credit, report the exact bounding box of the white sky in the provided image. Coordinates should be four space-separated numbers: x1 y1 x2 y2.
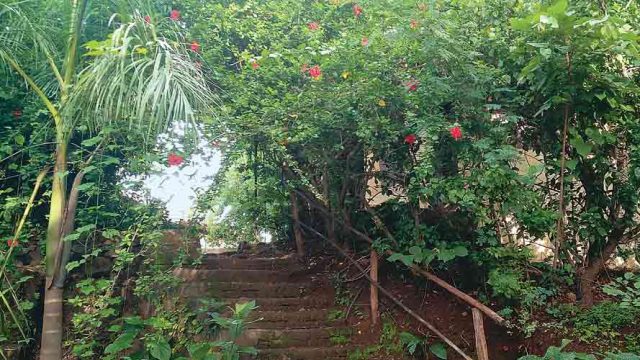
140 124 222 221
143 150 221 220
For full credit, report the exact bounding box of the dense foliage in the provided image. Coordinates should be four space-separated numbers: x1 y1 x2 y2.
1 0 640 358
185 0 640 353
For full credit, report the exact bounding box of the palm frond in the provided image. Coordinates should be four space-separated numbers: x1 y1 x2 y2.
0 0 64 93
65 18 218 143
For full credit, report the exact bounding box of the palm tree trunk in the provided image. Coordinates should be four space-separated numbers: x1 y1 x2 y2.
40 287 64 360
40 143 67 360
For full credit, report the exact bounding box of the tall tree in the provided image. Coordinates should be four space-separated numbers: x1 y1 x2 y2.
0 1 215 358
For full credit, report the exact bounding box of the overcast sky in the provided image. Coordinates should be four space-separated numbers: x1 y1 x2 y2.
143 151 221 220
140 125 222 221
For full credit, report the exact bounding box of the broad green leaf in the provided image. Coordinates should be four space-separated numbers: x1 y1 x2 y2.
148 336 171 360
14 134 25 146
453 245 468 257
81 135 103 147
429 342 447 359
104 332 136 354
570 136 592 158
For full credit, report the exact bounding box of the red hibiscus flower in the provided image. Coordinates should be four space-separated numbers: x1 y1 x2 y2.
404 134 417 145
12 109 22 118
361 37 369 47
144 15 151 24
251 61 260 70
353 4 363 17
168 153 184 166
410 19 419 29
405 79 419 92
190 41 200 52
307 22 320 31
7 239 18 247
169 9 180 21
308 65 322 80
450 126 463 141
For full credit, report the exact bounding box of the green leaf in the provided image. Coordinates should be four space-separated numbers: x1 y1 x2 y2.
387 253 413 266
437 249 456 262
570 136 592 158
452 245 468 257
399 332 421 355
14 134 25 146
148 336 171 360
547 0 568 17
188 343 211 360
429 342 447 359
65 260 82 272
565 159 578 170
104 332 136 354
81 135 103 147
234 300 257 318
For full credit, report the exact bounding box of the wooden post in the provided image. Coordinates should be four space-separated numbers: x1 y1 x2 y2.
472 308 489 360
289 191 305 257
370 249 379 326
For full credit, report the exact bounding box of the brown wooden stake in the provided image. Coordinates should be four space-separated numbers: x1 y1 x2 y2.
289 191 305 257
370 249 379 326
472 308 489 360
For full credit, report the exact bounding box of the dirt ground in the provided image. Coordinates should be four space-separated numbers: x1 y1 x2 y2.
306 251 637 359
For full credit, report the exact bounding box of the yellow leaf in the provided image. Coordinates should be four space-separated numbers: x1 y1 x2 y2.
341 71 351 79
378 99 387 107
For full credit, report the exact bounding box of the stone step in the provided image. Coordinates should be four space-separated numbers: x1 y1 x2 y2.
174 268 301 283
236 327 352 349
247 309 345 329
200 255 300 270
222 297 334 311
179 282 313 298
244 346 355 359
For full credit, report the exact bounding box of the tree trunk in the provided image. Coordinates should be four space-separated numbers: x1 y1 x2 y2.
40 287 64 360
45 143 67 277
579 237 620 306
41 143 67 360
321 163 336 245
53 171 85 287
290 191 305 257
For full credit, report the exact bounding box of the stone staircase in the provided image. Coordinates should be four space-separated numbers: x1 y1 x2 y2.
174 254 355 359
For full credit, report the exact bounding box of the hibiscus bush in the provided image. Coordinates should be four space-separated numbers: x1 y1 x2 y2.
185 0 640 321
181 0 553 294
